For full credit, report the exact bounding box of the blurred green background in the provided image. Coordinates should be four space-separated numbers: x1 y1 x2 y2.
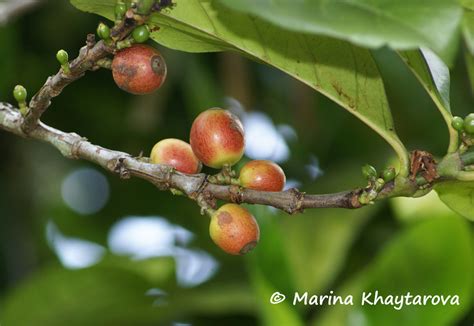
0 1 473 325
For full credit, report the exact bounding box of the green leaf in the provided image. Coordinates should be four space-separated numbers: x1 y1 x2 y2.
398 49 458 153
435 180 474 220
70 0 409 174
280 202 378 295
315 216 473 326
390 191 454 223
249 259 305 326
1 264 168 325
219 0 462 65
463 10 474 55
360 217 473 326
464 48 474 94
461 0 474 10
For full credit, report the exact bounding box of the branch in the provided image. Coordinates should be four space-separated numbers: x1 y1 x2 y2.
0 103 363 213
21 11 139 133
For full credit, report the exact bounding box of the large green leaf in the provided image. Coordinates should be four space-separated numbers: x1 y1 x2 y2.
70 0 409 173
435 180 474 220
398 49 458 153
315 216 473 326
0 264 170 325
219 0 462 65
463 10 474 54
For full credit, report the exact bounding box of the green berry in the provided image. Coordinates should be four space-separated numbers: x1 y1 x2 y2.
56 50 69 65
362 164 377 179
451 116 464 132
13 85 27 102
115 3 127 19
464 113 474 134
132 25 150 43
97 23 111 40
382 167 396 182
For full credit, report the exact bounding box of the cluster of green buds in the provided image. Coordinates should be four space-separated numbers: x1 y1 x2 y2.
452 114 474 150
452 114 474 134
359 164 397 205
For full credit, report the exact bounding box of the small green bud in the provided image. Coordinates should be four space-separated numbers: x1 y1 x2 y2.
382 167 396 182
136 0 155 15
132 25 150 43
97 23 111 40
13 85 27 102
464 113 474 134
56 50 70 74
13 85 28 116
451 116 464 132
362 164 377 179
56 50 69 65
115 2 127 19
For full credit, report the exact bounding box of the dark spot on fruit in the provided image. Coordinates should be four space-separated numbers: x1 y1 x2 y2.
151 55 165 75
217 211 233 227
239 241 258 255
116 64 137 78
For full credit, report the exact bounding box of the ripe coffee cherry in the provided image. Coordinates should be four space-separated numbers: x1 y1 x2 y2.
464 113 474 134
239 160 286 192
190 109 245 169
112 44 167 95
209 204 259 255
451 116 464 132
150 138 201 174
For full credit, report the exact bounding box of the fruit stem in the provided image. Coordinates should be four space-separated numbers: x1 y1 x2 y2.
95 58 112 70
116 38 135 50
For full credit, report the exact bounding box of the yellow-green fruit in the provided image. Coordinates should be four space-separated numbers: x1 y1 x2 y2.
209 204 259 255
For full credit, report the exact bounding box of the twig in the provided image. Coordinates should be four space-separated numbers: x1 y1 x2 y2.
21 13 139 133
0 103 363 213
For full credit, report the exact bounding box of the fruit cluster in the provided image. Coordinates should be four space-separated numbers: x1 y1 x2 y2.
452 114 474 135
150 108 286 255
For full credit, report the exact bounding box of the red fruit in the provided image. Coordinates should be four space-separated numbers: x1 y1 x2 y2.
112 44 167 95
209 204 259 255
190 108 245 169
150 138 201 174
239 160 286 192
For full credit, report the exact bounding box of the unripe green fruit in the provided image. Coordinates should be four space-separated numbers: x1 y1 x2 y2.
382 167 396 182
362 164 377 179
464 113 474 134
209 204 259 255
97 23 111 40
451 116 464 132
150 138 201 174
112 44 167 95
239 160 286 192
13 85 27 102
56 50 69 65
190 109 245 169
132 25 150 43
115 3 127 19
